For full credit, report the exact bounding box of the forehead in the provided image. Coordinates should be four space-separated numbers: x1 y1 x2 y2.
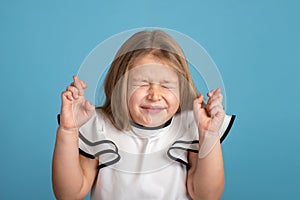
132 53 169 66
128 63 178 82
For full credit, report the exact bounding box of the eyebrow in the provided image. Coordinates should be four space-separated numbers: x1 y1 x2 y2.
161 79 177 84
131 78 177 84
131 78 149 82
129 68 179 83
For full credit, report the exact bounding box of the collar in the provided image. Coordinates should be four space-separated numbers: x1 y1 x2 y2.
129 118 173 138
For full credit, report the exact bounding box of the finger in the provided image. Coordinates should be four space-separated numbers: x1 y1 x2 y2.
215 88 221 94
207 93 223 106
206 100 223 112
85 100 95 111
66 85 79 99
80 80 87 89
73 75 84 96
207 89 215 97
194 94 205 110
212 88 221 95
193 97 207 126
205 95 223 114
207 89 222 102
209 107 225 131
70 79 86 88
199 94 207 108
197 94 204 104
207 88 221 97
208 104 224 117
62 91 73 103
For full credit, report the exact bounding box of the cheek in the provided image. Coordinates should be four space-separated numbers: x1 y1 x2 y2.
165 90 180 109
127 86 137 102
170 98 180 110
127 88 145 108
127 97 138 120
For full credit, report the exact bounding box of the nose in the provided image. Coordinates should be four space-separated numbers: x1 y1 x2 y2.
147 83 162 101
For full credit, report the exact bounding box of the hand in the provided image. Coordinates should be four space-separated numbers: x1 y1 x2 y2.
193 88 225 135
59 76 95 131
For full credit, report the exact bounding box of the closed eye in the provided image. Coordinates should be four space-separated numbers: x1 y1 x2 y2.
132 81 149 87
161 84 177 89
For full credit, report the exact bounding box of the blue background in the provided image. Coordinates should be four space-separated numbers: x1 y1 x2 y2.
1 0 299 199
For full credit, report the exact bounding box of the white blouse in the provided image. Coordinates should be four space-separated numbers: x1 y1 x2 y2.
78 109 235 200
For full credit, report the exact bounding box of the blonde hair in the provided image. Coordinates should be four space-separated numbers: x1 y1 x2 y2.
99 30 198 130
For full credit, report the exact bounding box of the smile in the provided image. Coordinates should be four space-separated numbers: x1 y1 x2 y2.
140 105 166 114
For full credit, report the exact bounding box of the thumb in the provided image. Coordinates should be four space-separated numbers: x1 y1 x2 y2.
193 94 205 111
193 94 206 124
85 100 95 112
61 91 73 111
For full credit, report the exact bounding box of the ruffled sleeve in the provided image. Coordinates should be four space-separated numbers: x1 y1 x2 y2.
77 110 120 169
167 112 236 169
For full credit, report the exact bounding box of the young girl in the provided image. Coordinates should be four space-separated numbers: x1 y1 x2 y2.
52 30 235 200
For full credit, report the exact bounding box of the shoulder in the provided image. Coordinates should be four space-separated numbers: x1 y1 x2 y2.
173 110 236 142
79 108 113 140
173 110 195 128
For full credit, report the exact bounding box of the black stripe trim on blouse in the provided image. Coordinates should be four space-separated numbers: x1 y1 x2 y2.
79 148 95 159
220 115 236 143
79 133 117 148
57 114 121 169
167 115 236 169
79 133 121 169
79 147 121 169
96 149 121 169
167 140 199 170
57 114 60 124
130 118 172 130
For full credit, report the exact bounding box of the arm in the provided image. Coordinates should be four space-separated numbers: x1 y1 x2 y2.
187 89 225 200
187 141 224 200
52 76 98 200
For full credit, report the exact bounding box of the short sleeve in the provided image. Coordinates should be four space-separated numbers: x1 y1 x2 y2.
219 114 236 143
167 112 236 168
78 110 120 169
78 112 100 159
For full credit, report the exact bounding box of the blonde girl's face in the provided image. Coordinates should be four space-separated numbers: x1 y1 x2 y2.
127 55 180 127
